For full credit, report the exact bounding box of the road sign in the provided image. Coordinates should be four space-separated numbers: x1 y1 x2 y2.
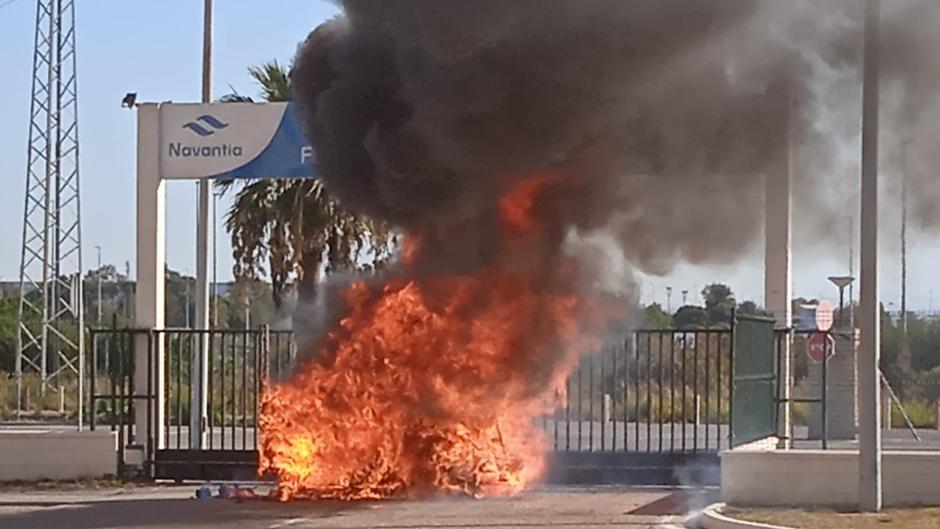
808 332 835 363
815 300 834 331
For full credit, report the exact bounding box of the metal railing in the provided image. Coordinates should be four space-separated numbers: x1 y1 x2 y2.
87 324 781 477
540 329 734 453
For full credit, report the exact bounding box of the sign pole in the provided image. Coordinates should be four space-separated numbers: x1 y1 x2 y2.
191 0 213 450
859 0 883 512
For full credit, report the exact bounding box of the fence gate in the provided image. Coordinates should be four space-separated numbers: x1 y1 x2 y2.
731 316 777 447
88 327 296 481
91 323 780 484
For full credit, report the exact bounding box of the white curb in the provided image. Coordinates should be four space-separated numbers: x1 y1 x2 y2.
700 503 794 529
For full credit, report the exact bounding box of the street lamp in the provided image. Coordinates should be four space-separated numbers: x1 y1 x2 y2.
828 276 855 328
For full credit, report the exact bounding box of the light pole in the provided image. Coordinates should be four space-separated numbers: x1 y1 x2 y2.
191 0 213 450
828 276 855 329
681 290 689 306
859 0 883 512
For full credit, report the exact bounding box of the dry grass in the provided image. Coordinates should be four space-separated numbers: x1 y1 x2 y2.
727 506 940 529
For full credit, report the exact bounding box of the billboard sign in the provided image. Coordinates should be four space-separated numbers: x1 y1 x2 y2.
156 102 315 180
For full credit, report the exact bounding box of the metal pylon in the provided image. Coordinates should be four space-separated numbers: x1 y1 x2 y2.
15 0 84 419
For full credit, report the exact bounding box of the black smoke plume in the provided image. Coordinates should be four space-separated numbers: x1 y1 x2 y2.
291 0 940 280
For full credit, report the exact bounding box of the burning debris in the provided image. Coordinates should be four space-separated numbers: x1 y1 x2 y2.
260 0 940 500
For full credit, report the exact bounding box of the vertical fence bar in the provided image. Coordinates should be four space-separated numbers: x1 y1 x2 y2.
658 333 664 453
230 331 236 450
207 331 214 451
681 332 687 453
600 349 606 451
705 332 711 450
670 334 676 452
692 331 701 452
147 331 155 477
173 334 181 449
623 338 629 451
109 331 118 433
611 343 617 451
822 334 829 450
589 352 595 452
565 375 571 451
554 388 560 451
646 333 652 452
220 332 226 450
726 327 734 450
577 364 583 451
633 334 649 452
242 329 249 450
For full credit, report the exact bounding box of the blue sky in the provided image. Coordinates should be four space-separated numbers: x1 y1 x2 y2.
0 0 340 282
0 0 937 311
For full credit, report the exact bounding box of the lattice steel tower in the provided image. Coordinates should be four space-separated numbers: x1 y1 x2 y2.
15 0 83 413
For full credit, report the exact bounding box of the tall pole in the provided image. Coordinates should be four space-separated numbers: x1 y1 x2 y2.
765 81 793 449
95 246 102 326
666 286 673 314
212 190 219 328
859 0 883 512
190 0 213 450
849 216 855 329
900 140 908 336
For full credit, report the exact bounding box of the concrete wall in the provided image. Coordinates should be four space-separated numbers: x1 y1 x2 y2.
722 449 940 507
0 430 117 481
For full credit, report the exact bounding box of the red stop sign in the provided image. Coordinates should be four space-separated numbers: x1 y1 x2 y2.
807 332 834 363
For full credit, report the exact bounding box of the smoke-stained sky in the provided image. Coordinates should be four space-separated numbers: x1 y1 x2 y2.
291 0 940 292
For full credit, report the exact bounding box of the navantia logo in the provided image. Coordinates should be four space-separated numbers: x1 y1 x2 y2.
169 114 243 158
183 114 229 136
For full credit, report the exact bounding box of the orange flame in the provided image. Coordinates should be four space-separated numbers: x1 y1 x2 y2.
259 172 599 500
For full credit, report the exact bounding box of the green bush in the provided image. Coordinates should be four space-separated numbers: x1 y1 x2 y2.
892 398 937 429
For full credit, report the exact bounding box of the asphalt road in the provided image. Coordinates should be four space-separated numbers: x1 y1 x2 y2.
0 485 703 529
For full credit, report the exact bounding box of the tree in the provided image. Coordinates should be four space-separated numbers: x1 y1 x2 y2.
736 300 768 318
218 61 395 309
672 306 709 329
641 303 672 329
702 283 735 324
0 298 18 373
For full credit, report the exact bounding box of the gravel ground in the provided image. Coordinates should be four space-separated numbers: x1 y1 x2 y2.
0 484 703 529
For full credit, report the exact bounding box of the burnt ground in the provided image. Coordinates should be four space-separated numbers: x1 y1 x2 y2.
0 484 705 529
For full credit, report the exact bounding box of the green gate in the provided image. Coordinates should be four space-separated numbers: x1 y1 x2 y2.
731 315 777 447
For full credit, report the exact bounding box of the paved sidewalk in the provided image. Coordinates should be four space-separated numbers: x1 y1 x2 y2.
0 484 702 529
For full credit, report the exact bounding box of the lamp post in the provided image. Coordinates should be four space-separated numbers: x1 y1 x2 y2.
828 276 855 329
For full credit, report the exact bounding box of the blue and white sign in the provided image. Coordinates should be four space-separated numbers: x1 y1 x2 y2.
157 102 315 180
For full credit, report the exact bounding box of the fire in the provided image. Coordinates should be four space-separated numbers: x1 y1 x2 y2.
259 173 600 500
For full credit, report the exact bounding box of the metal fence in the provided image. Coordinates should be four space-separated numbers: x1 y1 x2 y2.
87 327 294 467
539 329 734 453
87 324 791 480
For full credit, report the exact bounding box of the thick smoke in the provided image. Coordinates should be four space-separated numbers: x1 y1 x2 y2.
291 0 940 282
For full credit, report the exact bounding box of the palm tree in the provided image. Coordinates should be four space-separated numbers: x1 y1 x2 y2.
218 61 394 309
